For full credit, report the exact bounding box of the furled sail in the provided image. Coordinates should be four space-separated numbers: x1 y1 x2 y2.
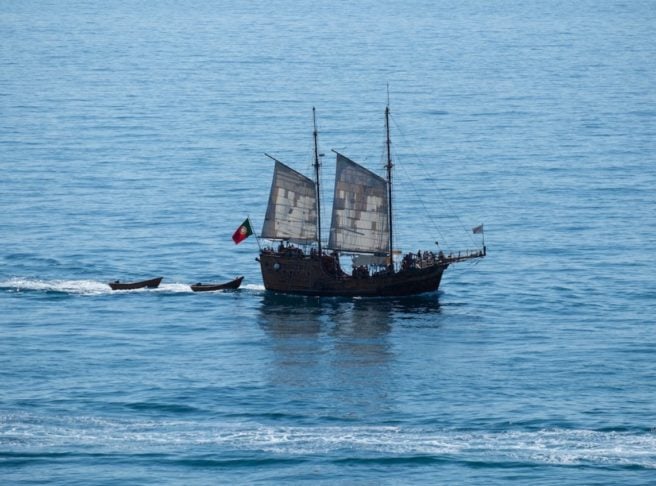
261 160 317 243
328 153 390 253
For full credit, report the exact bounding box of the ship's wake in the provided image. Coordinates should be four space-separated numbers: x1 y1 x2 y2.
0 277 262 296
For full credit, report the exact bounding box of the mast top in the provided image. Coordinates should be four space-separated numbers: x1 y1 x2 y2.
385 105 393 170
385 92 394 266
312 107 320 168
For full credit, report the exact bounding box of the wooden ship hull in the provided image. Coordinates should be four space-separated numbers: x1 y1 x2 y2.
108 276 162 290
190 276 244 292
258 252 448 297
255 105 485 298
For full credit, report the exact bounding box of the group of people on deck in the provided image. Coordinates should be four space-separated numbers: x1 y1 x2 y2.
273 241 304 257
266 241 453 278
401 250 446 271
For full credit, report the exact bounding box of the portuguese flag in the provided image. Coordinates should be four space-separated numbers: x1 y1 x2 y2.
232 218 253 244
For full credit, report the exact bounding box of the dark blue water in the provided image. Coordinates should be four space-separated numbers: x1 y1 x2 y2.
2 1 655 483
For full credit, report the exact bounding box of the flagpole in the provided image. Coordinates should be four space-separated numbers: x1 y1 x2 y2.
472 224 485 256
250 215 262 251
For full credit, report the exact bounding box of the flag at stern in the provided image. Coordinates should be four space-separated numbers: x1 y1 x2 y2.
232 218 254 244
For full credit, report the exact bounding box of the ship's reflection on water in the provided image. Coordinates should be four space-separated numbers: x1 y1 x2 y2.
257 293 441 421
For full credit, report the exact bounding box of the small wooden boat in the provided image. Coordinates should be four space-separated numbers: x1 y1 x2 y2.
190 276 244 292
108 276 163 290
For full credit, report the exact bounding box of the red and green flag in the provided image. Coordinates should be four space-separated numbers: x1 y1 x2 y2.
232 218 253 244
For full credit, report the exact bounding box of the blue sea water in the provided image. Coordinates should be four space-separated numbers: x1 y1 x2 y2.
2 0 656 483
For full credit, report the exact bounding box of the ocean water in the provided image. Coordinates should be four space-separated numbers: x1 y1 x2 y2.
2 0 656 483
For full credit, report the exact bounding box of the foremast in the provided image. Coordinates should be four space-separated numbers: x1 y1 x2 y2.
312 107 322 256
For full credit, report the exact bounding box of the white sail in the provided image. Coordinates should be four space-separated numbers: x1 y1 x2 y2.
328 153 390 253
261 160 317 243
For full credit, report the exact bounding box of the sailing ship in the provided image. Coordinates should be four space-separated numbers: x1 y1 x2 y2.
256 105 485 297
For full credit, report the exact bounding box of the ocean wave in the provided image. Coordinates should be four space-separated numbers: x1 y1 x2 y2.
2 412 654 469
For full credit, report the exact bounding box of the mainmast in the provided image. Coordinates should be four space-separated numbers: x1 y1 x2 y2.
312 107 322 256
385 104 394 268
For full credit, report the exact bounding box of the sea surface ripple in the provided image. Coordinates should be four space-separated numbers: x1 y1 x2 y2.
1 0 655 484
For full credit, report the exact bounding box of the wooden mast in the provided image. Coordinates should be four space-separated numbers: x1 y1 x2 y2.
385 103 394 268
312 107 322 256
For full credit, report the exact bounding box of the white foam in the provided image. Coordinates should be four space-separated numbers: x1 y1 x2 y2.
2 412 655 468
243 283 266 292
1 277 111 295
156 283 194 293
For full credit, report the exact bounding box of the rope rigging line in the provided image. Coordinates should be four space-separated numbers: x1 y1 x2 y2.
389 113 480 250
